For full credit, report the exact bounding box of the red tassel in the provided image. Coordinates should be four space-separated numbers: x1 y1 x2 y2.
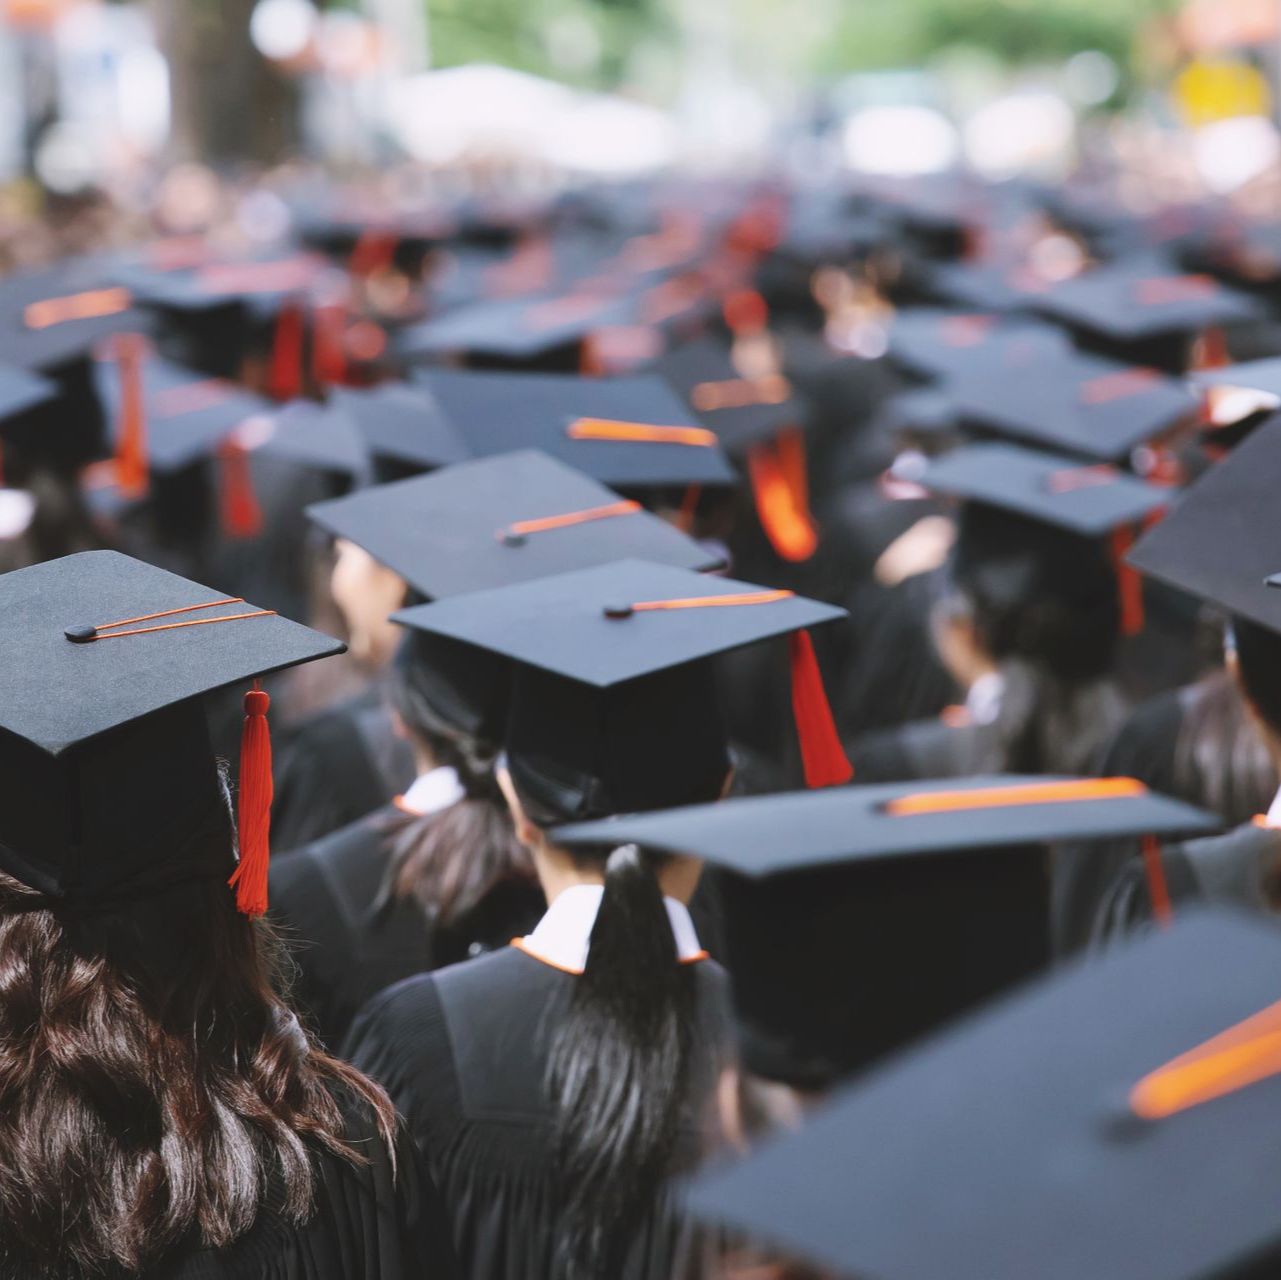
788 630 853 788
747 434 818 562
1110 525 1145 636
268 301 305 401
218 438 264 539
229 680 273 917
311 300 348 386
114 333 149 499
1141 834 1173 927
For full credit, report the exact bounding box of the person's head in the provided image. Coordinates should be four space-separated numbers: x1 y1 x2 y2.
1227 616 1281 767
382 629 534 924
495 664 733 1279
329 537 406 668
932 502 1121 688
0 802 392 1275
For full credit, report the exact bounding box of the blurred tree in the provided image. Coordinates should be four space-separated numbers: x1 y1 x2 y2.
149 0 299 165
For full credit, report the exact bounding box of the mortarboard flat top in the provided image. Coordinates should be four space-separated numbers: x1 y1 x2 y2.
652 337 805 454
944 353 1199 461
392 557 844 688
0 364 58 421
1190 357 1281 401
685 909 1281 1280
553 775 1217 876
0 550 342 756
329 383 468 471
887 308 1071 381
308 449 723 598
94 354 272 472
397 289 636 361
240 400 371 478
914 442 1173 537
1032 263 1261 343
417 367 737 489
1127 413 1281 634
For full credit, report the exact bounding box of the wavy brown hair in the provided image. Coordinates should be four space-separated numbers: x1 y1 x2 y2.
0 845 395 1278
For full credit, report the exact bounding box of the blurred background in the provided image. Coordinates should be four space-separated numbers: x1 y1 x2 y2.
3 0 1281 262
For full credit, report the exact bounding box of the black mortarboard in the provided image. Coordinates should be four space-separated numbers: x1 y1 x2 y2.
1127 412 1281 634
393 558 851 818
913 442 1173 537
308 449 723 599
556 775 1215 1086
1032 263 1261 359
239 399 371 481
887 307 1071 382
328 383 467 479
0 364 58 422
1191 357 1281 401
652 336 805 456
0 550 342 911
686 908 1281 1280
944 352 1199 462
416 368 737 490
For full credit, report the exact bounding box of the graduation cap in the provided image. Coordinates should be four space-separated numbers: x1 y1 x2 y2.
886 308 1071 382
685 908 1281 1280
0 365 60 480
0 550 342 915
393 558 851 817
308 448 724 599
328 383 467 480
555 775 1216 1086
944 352 1199 462
1032 263 1261 366
236 399 371 483
416 367 737 491
1128 412 1281 636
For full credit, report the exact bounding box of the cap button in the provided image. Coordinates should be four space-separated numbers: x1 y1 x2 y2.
603 603 634 620
64 624 98 643
499 529 527 548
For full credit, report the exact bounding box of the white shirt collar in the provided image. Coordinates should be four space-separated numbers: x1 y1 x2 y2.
965 671 1006 727
397 766 465 818
1263 784 1281 830
517 883 705 975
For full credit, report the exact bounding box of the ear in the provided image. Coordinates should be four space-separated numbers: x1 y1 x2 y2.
496 764 541 849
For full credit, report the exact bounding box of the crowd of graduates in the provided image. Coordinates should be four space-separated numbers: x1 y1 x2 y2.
2 163 1281 1278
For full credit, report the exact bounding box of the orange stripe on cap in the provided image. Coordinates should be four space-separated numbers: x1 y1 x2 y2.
1079 367 1160 405
606 589 851 788
1130 998 1281 1121
940 314 995 348
24 286 132 330
151 378 237 419
691 374 791 413
501 499 641 541
1134 274 1216 307
884 776 1148 817
567 418 718 448
1045 464 1120 494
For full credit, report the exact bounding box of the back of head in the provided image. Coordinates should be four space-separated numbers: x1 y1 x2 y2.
950 501 1121 683
0 810 393 1276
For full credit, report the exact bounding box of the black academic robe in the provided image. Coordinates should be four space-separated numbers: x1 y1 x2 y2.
270 807 544 1051
1090 822 1281 946
272 690 416 852
78 1092 457 1280
345 948 734 1280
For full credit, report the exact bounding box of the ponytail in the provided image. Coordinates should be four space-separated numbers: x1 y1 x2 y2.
545 844 697 1278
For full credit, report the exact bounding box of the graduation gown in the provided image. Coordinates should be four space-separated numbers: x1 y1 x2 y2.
270 806 544 1050
272 689 416 852
1089 822 1281 946
129 1091 456 1280
345 947 734 1280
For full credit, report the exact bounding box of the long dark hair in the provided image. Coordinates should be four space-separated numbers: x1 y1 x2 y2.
0 843 394 1276
382 632 533 926
512 762 715 1279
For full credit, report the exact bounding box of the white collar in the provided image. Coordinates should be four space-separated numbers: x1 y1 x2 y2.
1263 784 1281 830
396 766 465 818
516 883 705 975
965 671 1006 727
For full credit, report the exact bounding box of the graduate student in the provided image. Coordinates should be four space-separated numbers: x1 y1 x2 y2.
0 550 454 1279
346 558 851 1280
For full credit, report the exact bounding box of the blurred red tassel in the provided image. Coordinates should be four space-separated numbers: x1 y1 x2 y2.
1110 525 1145 636
113 333 149 500
218 438 263 539
747 432 818 562
268 301 305 401
788 630 853 789
229 680 273 917
311 301 348 386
